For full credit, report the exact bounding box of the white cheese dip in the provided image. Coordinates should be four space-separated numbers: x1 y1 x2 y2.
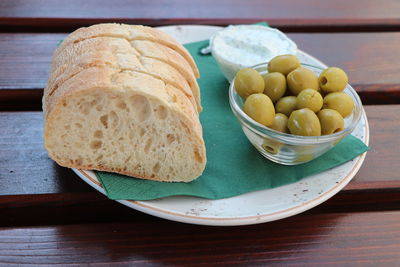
210 25 297 82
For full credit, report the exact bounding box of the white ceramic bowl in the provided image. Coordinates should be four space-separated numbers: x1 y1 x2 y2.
210 25 297 82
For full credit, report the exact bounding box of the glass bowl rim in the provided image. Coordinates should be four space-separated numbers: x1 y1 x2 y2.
228 62 363 145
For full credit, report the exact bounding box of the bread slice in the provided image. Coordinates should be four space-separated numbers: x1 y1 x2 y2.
131 40 201 110
55 23 200 78
49 37 201 111
44 66 206 182
50 37 137 72
45 49 198 114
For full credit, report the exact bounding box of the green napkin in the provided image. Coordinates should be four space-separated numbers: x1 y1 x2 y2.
95 40 369 200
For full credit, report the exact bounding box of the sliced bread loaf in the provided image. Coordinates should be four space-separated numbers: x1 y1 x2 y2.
44 66 205 182
44 24 206 182
49 36 201 112
55 23 200 78
45 49 198 114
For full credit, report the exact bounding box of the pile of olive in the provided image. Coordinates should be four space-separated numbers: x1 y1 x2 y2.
234 54 354 136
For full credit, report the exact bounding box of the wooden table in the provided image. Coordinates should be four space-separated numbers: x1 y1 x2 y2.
1 0 400 265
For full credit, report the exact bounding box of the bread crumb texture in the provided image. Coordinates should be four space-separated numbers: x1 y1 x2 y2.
43 24 206 182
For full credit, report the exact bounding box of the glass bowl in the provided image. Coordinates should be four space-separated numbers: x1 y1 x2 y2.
229 63 363 165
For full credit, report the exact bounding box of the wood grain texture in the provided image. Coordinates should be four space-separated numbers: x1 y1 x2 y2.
1 32 400 110
1 211 400 265
349 105 400 188
0 34 60 89
1 0 400 32
0 112 92 194
0 33 62 110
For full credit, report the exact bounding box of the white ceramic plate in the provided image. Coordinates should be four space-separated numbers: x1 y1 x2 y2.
72 25 369 226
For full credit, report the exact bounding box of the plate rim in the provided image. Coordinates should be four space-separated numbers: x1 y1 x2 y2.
72 25 369 226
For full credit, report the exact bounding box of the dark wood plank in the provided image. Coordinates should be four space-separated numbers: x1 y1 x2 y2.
0 105 398 227
1 0 400 32
1 32 400 110
1 211 400 265
0 111 92 194
0 33 63 110
348 105 400 189
1 105 398 196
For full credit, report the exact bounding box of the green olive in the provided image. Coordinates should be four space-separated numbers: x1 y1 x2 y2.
323 92 354 118
317 109 345 135
295 153 314 163
269 113 289 133
234 68 265 99
287 67 319 95
296 88 323 112
243 93 275 126
262 139 281 154
267 54 301 76
288 108 321 136
319 67 348 93
263 72 287 103
275 96 297 117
